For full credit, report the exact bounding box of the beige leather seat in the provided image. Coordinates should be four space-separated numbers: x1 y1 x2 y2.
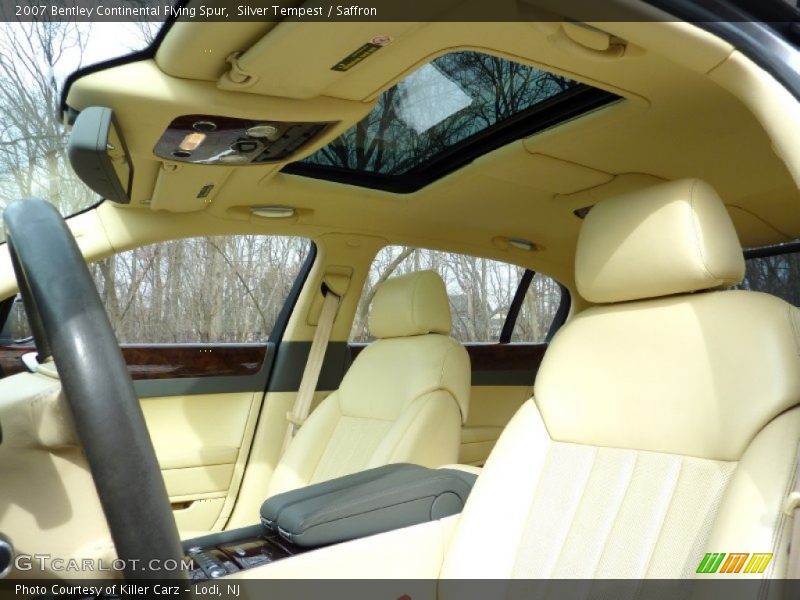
442 179 800 579
266 270 471 497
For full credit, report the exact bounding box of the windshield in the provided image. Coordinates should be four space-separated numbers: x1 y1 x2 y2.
0 21 158 242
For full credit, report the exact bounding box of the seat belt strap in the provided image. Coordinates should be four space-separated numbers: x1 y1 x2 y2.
784 444 800 579
280 287 341 456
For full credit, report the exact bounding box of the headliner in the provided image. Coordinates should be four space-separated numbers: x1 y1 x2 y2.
61 16 800 289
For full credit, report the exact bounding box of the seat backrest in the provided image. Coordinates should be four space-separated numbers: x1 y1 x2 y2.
266 270 470 497
442 178 800 580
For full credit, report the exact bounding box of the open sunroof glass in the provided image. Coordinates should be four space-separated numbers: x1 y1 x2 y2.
283 51 621 193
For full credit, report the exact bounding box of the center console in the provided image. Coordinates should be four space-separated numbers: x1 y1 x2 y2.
184 526 307 581
183 463 477 579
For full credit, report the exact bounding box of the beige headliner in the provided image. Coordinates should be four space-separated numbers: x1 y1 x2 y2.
6 13 800 301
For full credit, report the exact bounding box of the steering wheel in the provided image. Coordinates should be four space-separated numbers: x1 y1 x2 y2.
3 198 185 580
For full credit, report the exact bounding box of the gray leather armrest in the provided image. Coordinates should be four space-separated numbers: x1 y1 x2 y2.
260 463 477 547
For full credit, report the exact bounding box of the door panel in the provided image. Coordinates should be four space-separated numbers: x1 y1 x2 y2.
141 391 261 533
162 464 234 498
460 386 533 465
170 498 227 533
467 343 546 386
461 343 547 465
0 342 269 381
0 341 269 532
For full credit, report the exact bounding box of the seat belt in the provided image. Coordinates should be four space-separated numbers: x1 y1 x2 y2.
280 286 341 456
784 444 800 579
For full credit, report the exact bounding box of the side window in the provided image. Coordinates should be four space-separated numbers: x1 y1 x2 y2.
735 245 800 305
89 235 311 343
351 245 565 344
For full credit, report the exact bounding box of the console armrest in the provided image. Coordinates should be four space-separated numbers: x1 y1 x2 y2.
261 463 476 547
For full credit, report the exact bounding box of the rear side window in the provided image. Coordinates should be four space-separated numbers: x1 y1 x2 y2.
736 245 800 305
351 245 566 343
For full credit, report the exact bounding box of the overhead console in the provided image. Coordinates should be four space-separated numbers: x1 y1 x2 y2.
153 115 335 165
182 464 477 580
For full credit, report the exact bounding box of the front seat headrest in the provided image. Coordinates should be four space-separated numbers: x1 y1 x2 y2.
369 270 451 338
575 178 745 304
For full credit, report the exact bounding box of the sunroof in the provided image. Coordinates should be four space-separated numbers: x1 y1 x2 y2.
282 51 620 193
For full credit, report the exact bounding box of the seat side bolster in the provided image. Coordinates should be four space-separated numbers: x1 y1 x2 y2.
441 399 551 581
439 340 472 424
703 406 800 578
369 390 462 470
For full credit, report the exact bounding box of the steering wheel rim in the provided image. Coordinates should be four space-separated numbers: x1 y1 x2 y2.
4 198 185 580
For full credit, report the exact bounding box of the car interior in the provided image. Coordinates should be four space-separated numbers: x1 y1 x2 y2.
2 0 800 589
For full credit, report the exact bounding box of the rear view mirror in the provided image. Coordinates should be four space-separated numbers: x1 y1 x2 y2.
68 106 133 204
